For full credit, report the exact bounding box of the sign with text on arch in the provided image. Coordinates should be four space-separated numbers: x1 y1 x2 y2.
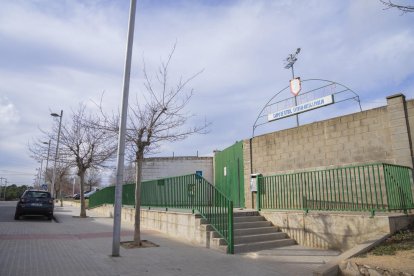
267 94 334 122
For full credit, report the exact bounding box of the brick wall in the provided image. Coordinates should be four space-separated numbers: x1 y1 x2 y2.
243 94 414 208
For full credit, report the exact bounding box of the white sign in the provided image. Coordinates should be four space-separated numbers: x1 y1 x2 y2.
267 94 334 122
290 77 301 96
250 178 257 192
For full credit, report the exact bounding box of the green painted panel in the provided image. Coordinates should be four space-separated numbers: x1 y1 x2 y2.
214 141 245 208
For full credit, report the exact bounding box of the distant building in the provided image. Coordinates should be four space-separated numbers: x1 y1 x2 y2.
140 156 213 184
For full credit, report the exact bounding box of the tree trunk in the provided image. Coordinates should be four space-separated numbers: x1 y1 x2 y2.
133 151 144 246
79 170 87 218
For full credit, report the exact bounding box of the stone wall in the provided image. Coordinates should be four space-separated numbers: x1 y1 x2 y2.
244 94 414 208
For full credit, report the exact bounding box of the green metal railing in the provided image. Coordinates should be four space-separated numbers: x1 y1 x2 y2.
257 163 414 214
89 174 234 254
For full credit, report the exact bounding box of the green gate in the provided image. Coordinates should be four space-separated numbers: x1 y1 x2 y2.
214 141 245 208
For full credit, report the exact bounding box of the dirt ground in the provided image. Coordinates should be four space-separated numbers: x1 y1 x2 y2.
342 222 414 275
349 249 414 275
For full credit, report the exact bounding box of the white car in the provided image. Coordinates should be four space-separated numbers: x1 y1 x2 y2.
84 189 99 199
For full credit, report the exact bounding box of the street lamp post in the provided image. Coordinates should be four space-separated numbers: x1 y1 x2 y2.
42 140 51 189
51 110 63 204
72 177 76 196
38 160 44 189
112 0 137 257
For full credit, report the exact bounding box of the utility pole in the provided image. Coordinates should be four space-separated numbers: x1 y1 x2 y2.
4 179 7 201
51 110 63 201
112 0 137 257
0 177 6 201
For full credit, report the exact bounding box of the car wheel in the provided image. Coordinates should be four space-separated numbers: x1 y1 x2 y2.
47 215 53 221
14 213 20 220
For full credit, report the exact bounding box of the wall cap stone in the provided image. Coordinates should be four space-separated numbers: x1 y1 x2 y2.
386 93 405 100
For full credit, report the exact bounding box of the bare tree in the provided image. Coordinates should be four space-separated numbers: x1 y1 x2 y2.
30 103 117 217
380 0 414 13
58 104 117 217
126 46 208 246
85 168 102 191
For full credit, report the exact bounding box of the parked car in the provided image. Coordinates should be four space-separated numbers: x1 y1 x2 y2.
14 190 54 220
73 193 80 200
84 189 98 199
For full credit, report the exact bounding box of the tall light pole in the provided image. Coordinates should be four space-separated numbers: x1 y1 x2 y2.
284 48 301 127
3 179 7 201
42 140 51 189
72 177 76 196
37 160 44 189
112 0 137 257
0 177 5 200
51 110 63 203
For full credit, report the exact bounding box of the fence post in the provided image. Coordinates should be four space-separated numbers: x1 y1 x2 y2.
256 175 262 211
227 200 234 254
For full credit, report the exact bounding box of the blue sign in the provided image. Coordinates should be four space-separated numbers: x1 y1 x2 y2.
41 184 48 191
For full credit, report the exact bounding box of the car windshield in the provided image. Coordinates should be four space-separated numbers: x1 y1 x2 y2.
24 191 50 198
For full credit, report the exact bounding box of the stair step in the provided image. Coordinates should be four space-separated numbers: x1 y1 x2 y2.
234 221 272 229
234 226 280 236
234 232 288 244
234 216 266 223
234 239 296 254
233 211 260 217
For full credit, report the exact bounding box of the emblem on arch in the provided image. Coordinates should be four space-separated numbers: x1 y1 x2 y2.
290 77 301 96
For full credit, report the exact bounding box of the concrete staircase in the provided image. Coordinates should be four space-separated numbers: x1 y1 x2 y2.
232 211 296 253
209 211 296 254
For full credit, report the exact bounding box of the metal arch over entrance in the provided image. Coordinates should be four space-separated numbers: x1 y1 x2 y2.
252 79 362 137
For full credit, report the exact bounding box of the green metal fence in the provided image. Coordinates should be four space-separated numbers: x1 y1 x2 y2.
257 163 414 214
89 174 234 254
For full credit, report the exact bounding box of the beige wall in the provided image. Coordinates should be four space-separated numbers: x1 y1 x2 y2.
260 210 414 251
244 94 414 208
142 156 214 184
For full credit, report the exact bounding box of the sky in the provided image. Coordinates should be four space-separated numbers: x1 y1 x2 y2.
0 0 413 186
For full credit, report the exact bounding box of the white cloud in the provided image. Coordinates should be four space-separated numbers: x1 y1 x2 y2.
0 97 20 127
0 0 413 185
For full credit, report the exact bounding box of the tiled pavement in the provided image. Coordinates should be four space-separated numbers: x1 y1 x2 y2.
0 201 340 276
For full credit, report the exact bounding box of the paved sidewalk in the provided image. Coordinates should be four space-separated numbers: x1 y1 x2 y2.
0 202 340 276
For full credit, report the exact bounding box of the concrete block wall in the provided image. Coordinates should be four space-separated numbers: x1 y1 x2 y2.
260 210 414 251
244 94 414 208
90 204 219 250
142 156 214 184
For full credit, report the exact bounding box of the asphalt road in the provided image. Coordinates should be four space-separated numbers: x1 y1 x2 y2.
0 200 54 223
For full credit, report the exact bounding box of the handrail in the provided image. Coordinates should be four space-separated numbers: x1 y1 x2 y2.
89 174 234 254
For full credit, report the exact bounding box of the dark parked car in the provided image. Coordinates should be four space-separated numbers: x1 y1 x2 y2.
15 190 54 220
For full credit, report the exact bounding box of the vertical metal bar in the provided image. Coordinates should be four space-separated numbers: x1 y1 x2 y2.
371 165 379 210
367 165 374 210
228 200 234 254
257 175 262 211
340 168 346 210
347 168 355 210
378 165 385 210
361 166 368 210
317 170 321 210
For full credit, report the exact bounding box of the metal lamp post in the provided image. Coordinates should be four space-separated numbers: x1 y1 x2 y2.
51 110 63 204
284 48 301 127
42 140 51 189
112 0 137 257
